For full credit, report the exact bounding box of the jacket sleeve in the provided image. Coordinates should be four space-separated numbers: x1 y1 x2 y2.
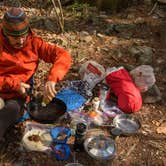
0 75 20 91
35 37 71 83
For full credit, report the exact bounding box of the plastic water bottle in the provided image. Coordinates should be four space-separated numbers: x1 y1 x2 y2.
73 122 87 152
99 83 109 111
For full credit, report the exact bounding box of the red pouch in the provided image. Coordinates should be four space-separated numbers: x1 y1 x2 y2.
105 67 142 113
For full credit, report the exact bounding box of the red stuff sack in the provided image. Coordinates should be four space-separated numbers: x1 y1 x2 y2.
105 67 142 113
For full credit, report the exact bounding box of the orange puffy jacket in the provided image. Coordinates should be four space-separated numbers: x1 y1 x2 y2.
0 28 71 99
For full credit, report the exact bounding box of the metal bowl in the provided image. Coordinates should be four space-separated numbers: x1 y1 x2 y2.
84 135 116 160
111 114 141 136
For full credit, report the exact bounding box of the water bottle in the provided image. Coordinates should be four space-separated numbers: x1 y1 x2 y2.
99 83 109 111
73 122 87 152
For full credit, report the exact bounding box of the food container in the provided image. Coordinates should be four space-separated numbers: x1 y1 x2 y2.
84 134 116 160
110 114 141 136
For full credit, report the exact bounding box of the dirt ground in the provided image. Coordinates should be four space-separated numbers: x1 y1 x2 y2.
0 1 166 166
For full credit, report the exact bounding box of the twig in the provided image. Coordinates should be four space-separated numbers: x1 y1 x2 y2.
148 2 158 15
51 0 64 32
123 143 137 160
147 141 166 153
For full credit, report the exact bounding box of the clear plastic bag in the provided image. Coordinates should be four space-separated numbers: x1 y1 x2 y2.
69 111 91 130
21 121 53 152
130 65 156 92
79 61 106 90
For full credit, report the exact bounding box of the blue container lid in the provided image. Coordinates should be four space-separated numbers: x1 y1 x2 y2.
54 144 70 160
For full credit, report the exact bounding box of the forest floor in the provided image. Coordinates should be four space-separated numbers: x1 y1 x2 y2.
0 1 166 166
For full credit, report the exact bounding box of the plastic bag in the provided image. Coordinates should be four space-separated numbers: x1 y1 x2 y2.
79 61 106 90
130 65 156 92
102 103 124 118
69 110 91 130
22 121 52 152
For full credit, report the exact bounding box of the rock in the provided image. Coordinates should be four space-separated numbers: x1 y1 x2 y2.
114 23 136 33
120 31 133 39
105 24 115 35
44 18 56 32
129 45 153 64
129 46 141 55
83 36 93 43
123 64 135 71
142 84 162 104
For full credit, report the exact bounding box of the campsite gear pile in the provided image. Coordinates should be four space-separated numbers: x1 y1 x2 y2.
22 122 71 160
20 61 158 163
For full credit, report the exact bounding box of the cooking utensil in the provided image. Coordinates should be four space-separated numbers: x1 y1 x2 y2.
28 97 67 124
84 134 116 160
111 114 141 135
101 114 141 136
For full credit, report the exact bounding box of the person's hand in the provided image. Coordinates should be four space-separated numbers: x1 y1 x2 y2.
20 82 30 95
44 81 57 101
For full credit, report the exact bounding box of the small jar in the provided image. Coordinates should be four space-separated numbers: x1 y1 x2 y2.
92 97 100 112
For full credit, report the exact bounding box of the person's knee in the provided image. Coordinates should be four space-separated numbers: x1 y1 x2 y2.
5 100 21 118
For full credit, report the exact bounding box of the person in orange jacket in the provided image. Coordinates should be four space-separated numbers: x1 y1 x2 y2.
0 7 71 140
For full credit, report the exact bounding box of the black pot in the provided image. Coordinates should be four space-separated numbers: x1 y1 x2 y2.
27 97 67 124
